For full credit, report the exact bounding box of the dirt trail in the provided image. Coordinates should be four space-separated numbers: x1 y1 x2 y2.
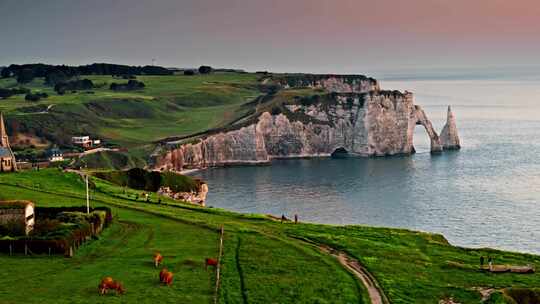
319 245 389 304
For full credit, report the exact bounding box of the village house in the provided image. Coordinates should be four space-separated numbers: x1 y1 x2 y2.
0 200 35 235
72 136 101 149
46 146 64 162
0 112 16 172
72 136 92 148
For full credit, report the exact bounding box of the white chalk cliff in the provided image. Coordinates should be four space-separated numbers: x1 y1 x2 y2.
152 75 459 172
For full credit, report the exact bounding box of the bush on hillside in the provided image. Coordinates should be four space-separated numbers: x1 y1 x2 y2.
0 87 30 99
54 79 94 94
94 168 200 193
183 70 195 76
110 80 145 91
25 92 48 102
198 65 213 74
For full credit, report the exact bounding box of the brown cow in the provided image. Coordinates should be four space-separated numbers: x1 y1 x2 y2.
98 277 125 295
153 252 163 268
160 270 174 286
205 258 218 270
159 268 168 283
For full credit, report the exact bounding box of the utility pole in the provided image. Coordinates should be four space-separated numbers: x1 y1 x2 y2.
86 174 90 214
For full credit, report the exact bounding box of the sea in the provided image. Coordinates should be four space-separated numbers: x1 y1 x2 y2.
192 68 540 254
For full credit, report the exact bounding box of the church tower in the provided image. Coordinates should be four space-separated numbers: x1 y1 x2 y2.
0 112 17 172
0 112 9 148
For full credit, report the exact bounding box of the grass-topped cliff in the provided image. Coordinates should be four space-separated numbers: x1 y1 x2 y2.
0 168 538 303
1 66 405 169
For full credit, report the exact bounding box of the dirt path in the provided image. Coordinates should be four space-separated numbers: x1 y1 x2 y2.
319 245 389 304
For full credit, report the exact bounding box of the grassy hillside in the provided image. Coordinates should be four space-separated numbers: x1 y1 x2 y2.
0 73 262 147
0 169 365 303
0 169 539 303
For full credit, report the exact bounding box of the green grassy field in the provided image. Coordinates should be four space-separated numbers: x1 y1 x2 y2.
0 169 539 303
0 169 365 304
0 73 262 147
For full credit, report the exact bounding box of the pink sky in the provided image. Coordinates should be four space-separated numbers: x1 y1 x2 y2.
1 0 540 73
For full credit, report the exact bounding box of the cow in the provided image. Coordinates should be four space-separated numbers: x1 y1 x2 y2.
205 258 218 270
159 269 174 286
159 268 168 283
98 277 125 295
153 252 163 268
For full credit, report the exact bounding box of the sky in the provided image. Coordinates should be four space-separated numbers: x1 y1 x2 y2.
1 0 540 75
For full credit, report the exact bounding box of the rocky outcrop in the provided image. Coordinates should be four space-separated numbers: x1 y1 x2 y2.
414 106 443 153
440 106 461 150
157 182 208 206
152 88 457 172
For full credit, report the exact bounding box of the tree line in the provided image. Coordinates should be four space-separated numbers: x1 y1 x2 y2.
1 63 173 83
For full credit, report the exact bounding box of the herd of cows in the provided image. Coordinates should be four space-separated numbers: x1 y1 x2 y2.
98 252 218 295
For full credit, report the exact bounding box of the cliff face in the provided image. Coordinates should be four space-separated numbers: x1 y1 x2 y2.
152 75 460 172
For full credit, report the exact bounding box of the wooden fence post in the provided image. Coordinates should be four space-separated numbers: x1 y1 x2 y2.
214 225 225 304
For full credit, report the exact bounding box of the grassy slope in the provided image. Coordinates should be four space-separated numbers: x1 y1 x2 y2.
1 169 539 303
0 170 540 303
0 73 261 147
0 169 364 304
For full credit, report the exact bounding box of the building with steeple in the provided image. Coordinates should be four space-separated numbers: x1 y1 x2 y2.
0 112 17 172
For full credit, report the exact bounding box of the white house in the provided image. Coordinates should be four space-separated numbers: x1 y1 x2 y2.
72 136 92 148
46 147 64 162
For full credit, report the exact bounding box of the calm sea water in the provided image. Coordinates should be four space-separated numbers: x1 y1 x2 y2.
192 78 540 254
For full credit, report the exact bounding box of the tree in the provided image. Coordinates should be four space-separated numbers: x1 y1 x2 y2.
1 68 11 78
25 93 41 102
44 70 68 86
16 69 34 84
183 70 195 76
198 65 213 74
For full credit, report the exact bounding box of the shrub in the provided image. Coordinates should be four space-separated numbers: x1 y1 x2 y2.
31 218 62 237
54 79 94 94
0 87 30 99
109 80 145 91
183 70 195 76
95 168 200 193
24 92 48 102
198 65 213 74
0 219 25 237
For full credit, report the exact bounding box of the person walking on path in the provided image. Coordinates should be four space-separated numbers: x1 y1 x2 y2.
488 256 493 271
294 214 298 224
281 214 286 223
